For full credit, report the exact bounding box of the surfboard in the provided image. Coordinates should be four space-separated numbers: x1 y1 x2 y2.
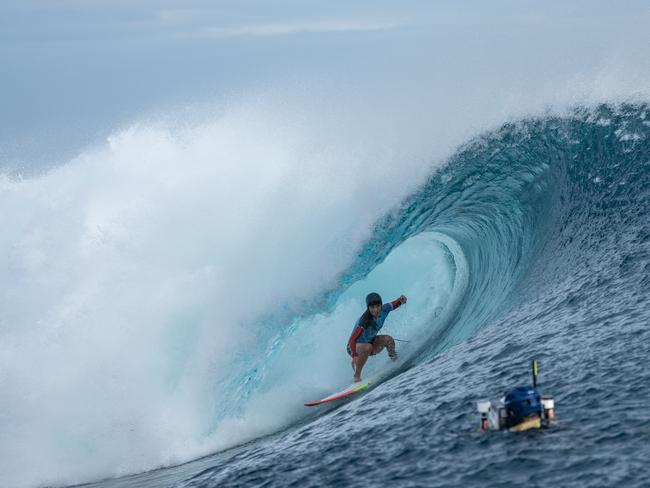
304 381 371 407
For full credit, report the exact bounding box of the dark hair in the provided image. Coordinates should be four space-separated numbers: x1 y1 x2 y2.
365 292 382 307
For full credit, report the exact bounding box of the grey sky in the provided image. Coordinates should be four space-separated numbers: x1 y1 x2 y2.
1 1 649 172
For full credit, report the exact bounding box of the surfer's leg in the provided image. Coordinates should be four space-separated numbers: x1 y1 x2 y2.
372 335 397 360
353 343 372 381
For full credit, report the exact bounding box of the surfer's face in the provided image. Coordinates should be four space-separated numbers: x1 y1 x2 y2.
368 303 381 318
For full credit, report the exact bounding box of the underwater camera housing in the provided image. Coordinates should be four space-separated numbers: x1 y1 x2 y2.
477 359 556 432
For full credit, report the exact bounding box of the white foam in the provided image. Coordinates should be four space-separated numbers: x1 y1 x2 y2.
0 99 436 487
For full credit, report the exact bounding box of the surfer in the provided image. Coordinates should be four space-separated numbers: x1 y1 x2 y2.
347 292 407 382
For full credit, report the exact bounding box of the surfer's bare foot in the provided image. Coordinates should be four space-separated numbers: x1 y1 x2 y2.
389 352 398 361
353 375 361 382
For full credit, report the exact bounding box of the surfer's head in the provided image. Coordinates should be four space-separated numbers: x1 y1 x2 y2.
365 292 382 318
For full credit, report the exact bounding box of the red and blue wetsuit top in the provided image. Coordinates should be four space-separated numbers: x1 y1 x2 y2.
347 299 403 357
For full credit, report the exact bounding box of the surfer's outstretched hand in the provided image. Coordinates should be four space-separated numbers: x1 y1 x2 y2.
398 294 407 304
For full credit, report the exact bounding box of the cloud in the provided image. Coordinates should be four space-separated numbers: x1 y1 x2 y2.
193 19 403 38
0 1 406 44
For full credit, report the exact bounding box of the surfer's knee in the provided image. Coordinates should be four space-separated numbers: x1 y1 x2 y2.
384 336 397 360
357 343 372 357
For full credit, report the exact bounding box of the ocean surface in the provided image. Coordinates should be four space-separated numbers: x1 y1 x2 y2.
44 103 646 488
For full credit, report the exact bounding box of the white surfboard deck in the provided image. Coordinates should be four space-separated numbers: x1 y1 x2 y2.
304 347 408 407
304 359 402 407
304 380 372 407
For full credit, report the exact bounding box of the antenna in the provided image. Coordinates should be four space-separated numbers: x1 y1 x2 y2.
531 358 538 388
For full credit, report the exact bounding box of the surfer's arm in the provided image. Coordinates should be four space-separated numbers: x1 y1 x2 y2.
348 327 364 356
390 295 407 310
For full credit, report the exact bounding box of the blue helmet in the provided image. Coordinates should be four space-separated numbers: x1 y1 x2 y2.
503 386 542 428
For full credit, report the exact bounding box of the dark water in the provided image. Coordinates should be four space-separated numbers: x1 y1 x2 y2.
80 103 650 488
